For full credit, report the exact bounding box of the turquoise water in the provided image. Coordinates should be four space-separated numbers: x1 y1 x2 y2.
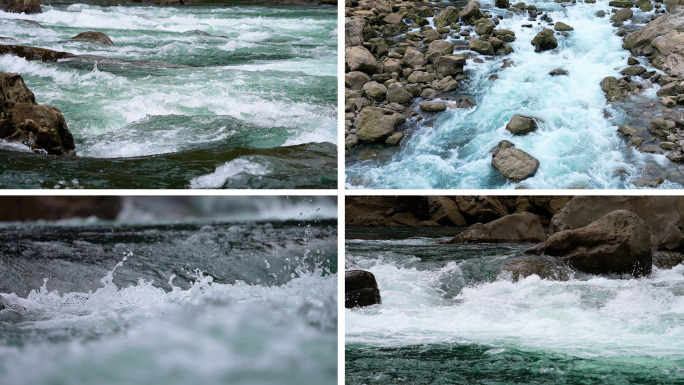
0 1 337 188
346 228 684 384
346 0 684 189
0 213 337 384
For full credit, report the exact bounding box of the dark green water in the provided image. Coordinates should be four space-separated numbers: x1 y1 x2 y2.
0 1 336 188
346 227 684 384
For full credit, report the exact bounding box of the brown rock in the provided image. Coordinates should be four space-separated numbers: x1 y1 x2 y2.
450 212 546 243
346 46 379 74
526 210 652 277
491 142 539 182
355 106 406 143
70 31 114 45
0 0 41 14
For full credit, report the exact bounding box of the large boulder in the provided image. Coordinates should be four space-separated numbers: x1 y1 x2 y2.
0 72 75 155
361 81 387 102
495 255 573 282
531 29 558 52
69 31 114 45
459 1 483 23
345 71 371 90
623 9 684 76
346 46 379 74
526 210 652 277
474 18 495 36
506 115 538 135
0 0 41 14
549 196 684 252
355 106 405 143
450 212 546 243
345 270 381 308
491 141 539 182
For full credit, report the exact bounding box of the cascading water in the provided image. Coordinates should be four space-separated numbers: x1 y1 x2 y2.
0 203 338 384
0 0 337 189
346 0 684 189
346 228 684 384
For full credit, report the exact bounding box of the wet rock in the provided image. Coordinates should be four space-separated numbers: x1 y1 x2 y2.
657 82 683 97
455 96 476 108
637 0 654 11
652 251 684 269
345 134 358 150
385 132 404 146
0 45 74 62
526 210 652 277
495 0 510 8
345 270 381 308
618 124 638 136
0 72 76 155
386 82 413 104
70 31 114 45
434 6 460 28
506 115 538 135
596 10 606 18
433 55 465 77
633 175 665 187
601 76 624 101
549 68 569 76
491 141 539 182
345 71 371 90
554 22 574 31
0 0 41 14
345 46 379 74
496 255 573 281
450 212 546 244
611 8 634 23
494 29 516 42
621 66 647 76
469 38 495 55
475 18 495 36
531 28 558 52
419 101 446 112
355 106 406 143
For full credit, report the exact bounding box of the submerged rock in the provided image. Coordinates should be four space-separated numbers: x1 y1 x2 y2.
491 141 539 182
0 72 76 155
0 0 41 14
526 210 652 277
496 255 573 282
345 270 381 308
549 68 569 76
450 212 546 244
70 31 114 45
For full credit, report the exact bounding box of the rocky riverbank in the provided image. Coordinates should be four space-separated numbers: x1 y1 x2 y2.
346 0 684 187
346 196 684 306
604 6 684 185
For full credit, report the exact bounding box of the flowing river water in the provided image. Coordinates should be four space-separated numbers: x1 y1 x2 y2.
346 227 684 384
0 199 338 384
346 0 684 189
0 0 337 189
